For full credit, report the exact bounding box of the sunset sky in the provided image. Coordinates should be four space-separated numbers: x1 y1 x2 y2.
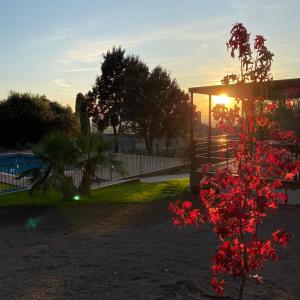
1 0 300 123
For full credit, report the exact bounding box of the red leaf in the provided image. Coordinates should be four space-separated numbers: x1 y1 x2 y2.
182 201 192 210
211 277 224 296
285 172 295 181
272 230 292 247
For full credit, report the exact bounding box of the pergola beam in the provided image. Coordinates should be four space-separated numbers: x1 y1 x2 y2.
190 92 195 171
208 94 211 140
188 77 300 99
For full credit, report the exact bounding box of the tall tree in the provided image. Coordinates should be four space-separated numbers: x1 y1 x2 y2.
87 48 190 155
87 47 128 152
159 84 190 153
75 93 91 134
128 66 190 155
87 47 150 152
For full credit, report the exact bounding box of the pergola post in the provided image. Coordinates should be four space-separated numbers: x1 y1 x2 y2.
190 92 195 171
208 94 212 140
208 94 212 161
241 99 244 120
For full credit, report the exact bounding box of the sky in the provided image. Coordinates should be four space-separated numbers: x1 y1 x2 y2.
1 0 300 123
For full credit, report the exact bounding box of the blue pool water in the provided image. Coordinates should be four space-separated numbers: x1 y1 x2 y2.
0 153 42 175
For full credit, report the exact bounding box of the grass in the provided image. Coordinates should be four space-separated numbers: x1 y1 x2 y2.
0 178 189 208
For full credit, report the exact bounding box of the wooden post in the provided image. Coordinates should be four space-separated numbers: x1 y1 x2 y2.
208 94 212 162
208 94 212 140
241 99 244 120
190 92 195 171
226 137 229 166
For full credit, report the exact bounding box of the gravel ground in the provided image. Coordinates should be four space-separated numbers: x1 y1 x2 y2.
0 194 299 300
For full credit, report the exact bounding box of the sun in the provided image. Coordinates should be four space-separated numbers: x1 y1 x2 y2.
214 94 231 106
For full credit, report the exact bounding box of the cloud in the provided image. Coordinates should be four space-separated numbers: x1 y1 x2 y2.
40 34 70 43
54 59 72 64
229 0 284 17
58 67 99 73
36 21 100 45
52 79 71 88
65 18 228 63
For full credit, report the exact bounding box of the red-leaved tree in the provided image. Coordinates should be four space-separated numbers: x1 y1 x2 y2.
170 23 300 299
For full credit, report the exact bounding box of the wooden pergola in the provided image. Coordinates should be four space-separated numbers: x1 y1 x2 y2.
188 78 300 187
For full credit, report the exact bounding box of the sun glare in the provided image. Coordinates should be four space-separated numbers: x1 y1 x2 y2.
214 94 230 106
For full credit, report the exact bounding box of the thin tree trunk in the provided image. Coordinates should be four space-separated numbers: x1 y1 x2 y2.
147 135 154 155
238 275 246 300
238 221 247 300
165 137 171 154
61 177 75 201
79 169 92 196
113 127 119 153
144 135 153 155
145 139 152 155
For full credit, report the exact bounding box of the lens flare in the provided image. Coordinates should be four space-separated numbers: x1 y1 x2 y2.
73 194 81 201
214 94 230 106
25 217 41 229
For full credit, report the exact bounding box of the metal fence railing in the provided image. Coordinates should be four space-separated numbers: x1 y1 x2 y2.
0 154 186 195
193 135 300 184
194 134 238 169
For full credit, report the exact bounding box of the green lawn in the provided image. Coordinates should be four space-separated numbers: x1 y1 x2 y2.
0 179 189 207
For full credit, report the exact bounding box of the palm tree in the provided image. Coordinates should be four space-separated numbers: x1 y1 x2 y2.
74 133 122 195
20 131 78 200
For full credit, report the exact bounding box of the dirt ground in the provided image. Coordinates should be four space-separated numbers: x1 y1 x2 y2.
0 193 300 300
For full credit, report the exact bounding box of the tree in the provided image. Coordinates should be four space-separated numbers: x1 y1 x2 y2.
49 101 80 136
159 84 190 153
20 131 78 200
170 23 299 299
75 93 91 135
87 48 192 155
128 66 190 155
87 47 129 153
0 92 79 147
74 133 122 195
20 131 122 198
0 92 52 147
122 54 149 120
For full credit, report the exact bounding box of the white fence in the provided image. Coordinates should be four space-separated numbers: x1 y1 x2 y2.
72 154 186 187
0 154 187 194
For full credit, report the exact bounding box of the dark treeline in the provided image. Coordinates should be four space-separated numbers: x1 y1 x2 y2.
1 47 194 154
0 92 79 148
84 46 192 155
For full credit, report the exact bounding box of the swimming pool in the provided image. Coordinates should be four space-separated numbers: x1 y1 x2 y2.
0 153 42 175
